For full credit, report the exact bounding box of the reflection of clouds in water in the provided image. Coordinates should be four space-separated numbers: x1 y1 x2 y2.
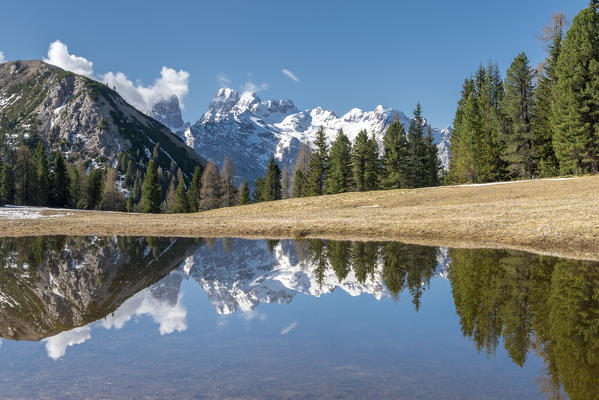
280 321 298 335
42 286 187 359
101 288 187 335
43 326 91 360
240 309 267 322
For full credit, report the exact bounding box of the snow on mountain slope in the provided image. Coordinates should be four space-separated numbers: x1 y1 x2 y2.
167 88 451 184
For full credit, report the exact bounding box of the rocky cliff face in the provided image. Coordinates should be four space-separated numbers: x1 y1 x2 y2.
154 88 451 184
0 60 203 178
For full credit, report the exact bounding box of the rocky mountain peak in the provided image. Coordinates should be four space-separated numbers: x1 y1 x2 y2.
150 95 185 132
201 88 240 123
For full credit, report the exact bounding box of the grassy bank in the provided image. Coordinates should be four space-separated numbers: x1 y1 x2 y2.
1 176 598 260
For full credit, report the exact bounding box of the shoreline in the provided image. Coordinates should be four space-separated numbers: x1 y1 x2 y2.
1 175 598 261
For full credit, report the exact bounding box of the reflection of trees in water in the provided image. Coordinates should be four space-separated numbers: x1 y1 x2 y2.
298 239 439 311
449 249 599 400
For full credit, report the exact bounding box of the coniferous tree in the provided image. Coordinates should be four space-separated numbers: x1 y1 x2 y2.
552 1 599 174
220 156 238 207
86 168 104 210
239 179 251 205
142 160 162 213
281 166 291 199
364 132 380 190
263 157 282 201
306 127 328 196
199 161 221 210
406 103 427 188
292 143 311 197
100 168 124 211
352 130 369 191
0 163 15 205
52 151 69 207
253 176 265 203
187 165 202 212
68 161 86 209
382 120 409 189
325 129 353 194
424 126 441 186
172 177 190 213
452 89 483 183
503 52 536 179
532 12 568 177
14 145 35 205
33 143 50 205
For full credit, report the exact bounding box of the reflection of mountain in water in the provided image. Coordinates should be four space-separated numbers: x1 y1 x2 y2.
0 236 200 341
186 239 443 314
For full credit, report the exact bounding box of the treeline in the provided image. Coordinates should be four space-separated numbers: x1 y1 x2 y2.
449 3 599 183
251 103 441 202
0 137 123 210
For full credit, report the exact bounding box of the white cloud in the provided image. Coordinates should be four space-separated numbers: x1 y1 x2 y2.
101 286 187 336
102 67 190 113
240 80 269 94
43 40 93 77
0 51 5 63
280 321 297 335
43 326 92 360
42 40 190 113
282 68 299 83
217 73 232 88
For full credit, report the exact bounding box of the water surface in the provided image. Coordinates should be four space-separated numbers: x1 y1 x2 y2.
0 236 596 399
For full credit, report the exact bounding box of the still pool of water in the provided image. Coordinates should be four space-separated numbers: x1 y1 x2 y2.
0 236 596 399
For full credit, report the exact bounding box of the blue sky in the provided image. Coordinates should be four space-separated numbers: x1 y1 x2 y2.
0 0 589 127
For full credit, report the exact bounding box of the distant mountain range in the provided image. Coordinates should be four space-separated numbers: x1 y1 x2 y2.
0 60 450 186
151 89 451 184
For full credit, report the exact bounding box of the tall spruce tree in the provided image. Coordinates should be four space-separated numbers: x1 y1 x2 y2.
382 120 409 189
452 90 483 183
306 127 328 196
406 103 427 187
352 130 370 191
532 12 568 177
503 52 536 179
364 132 380 190
0 163 14 205
325 129 352 194
142 160 162 213
86 168 104 210
552 1 599 174
424 126 440 186
253 176 265 203
263 157 282 201
187 165 202 212
33 142 50 206
173 177 190 213
52 151 69 207
239 179 251 205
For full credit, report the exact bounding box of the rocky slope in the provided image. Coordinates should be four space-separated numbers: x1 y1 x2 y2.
152 88 451 184
0 60 203 178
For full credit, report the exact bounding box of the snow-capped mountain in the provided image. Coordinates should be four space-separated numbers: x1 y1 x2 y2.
151 88 451 184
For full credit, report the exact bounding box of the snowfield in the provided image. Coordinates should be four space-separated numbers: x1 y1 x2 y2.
0 206 73 220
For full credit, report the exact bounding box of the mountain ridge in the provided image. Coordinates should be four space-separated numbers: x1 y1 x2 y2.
152 88 451 184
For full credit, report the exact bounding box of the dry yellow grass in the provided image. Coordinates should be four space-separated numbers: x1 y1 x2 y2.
1 176 598 260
